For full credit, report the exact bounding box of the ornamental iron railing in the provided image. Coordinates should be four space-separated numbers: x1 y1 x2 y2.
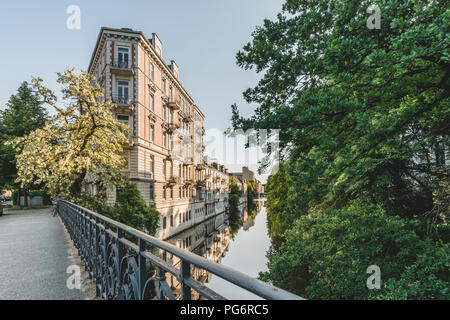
58 200 304 300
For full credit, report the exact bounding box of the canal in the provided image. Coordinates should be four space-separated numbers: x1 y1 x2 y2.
166 199 270 299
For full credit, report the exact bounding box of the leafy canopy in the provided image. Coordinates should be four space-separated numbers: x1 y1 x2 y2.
232 0 449 219
0 82 48 191
8 69 131 197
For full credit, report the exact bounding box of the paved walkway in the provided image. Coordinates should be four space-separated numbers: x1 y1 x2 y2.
0 208 87 300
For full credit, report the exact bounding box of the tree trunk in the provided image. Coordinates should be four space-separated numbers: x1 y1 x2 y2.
17 189 21 206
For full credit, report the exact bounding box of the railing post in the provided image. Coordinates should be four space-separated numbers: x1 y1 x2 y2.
181 260 191 300
103 224 110 299
117 228 124 295
138 239 146 300
94 216 100 297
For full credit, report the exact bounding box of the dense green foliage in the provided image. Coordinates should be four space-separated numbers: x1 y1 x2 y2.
0 82 49 199
78 182 160 235
260 203 449 299
228 177 244 237
229 177 244 214
232 0 449 299
246 180 259 202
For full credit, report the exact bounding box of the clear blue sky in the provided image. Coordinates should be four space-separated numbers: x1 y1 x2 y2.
0 0 284 132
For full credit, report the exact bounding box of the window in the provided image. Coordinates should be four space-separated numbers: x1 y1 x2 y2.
169 86 173 100
163 217 167 229
117 115 129 126
150 124 154 142
162 78 166 93
150 155 154 175
163 105 167 120
163 187 166 199
149 183 154 201
170 215 173 227
117 47 129 67
150 94 154 111
117 81 129 103
162 132 167 148
150 63 154 80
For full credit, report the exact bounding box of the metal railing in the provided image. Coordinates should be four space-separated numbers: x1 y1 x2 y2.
111 94 132 105
58 200 304 300
111 60 132 70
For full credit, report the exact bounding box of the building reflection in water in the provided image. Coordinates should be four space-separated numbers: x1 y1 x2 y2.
162 200 265 299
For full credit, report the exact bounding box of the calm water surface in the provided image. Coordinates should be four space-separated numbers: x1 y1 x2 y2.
166 200 271 299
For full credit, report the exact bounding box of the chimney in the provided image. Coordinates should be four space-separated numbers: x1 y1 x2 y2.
152 33 162 56
170 60 179 79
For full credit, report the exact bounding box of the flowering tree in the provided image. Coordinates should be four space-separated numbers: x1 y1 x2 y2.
9 69 130 198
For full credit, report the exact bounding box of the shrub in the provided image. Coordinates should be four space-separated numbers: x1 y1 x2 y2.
76 182 160 236
260 204 450 300
104 182 160 235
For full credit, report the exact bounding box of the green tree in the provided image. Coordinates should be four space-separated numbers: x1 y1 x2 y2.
232 0 449 299
9 70 130 199
0 82 49 204
232 0 449 219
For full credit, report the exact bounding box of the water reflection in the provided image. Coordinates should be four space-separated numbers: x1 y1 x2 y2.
164 200 267 300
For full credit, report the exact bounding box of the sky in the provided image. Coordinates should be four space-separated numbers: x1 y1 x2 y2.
0 0 284 181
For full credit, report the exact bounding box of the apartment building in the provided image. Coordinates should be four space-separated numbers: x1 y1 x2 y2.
87 27 228 239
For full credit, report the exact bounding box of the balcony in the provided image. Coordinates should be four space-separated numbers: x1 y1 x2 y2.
110 60 134 76
183 157 193 165
196 180 206 188
179 108 193 122
168 176 181 186
111 95 132 107
166 98 181 110
184 179 193 186
167 121 180 133
196 163 205 170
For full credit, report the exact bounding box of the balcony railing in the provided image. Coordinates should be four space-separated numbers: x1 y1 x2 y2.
112 95 132 106
196 180 206 188
168 176 181 186
166 98 181 110
179 108 193 122
57 200 304 300
167 121 180 133
110 60 134 75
